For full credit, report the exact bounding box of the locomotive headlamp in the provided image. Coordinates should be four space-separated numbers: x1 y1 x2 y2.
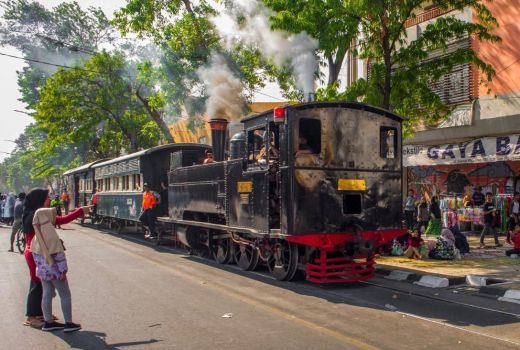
273 107 286 122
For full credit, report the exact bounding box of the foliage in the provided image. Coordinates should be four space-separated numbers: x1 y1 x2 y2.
315 0 499 134
35 51 162 158
114 0 271 118
263 0 358 87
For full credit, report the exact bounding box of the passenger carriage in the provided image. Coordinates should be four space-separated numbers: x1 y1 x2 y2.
63 160 106 211
92 144 209 230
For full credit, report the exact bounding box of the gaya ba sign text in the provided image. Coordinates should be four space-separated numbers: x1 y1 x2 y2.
403 134 520 166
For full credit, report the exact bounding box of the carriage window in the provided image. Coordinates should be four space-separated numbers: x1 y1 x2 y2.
297 118 321 156
380 127 397 159
97 180 103 192
105 178 111 191
133 174 142 191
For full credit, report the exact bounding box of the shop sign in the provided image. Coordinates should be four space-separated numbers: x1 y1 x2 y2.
403 134 520 166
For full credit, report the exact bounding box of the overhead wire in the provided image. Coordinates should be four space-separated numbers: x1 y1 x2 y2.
0 50 100 73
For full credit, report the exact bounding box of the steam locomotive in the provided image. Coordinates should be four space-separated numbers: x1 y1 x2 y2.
64 102 406 283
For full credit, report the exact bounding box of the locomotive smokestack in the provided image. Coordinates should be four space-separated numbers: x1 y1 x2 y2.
208 118 229 162
305 92 316 102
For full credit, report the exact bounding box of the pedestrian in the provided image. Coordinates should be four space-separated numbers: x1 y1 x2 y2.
480 192 502 248
507 192 520 244
50 195 63 229
21 187 86 330
139 183 160 239
31 201 89 332
416 195 430 234
505 224 520 257
403 189 416 229
424 195 442 236
61 189 70 215
403 230 422 259
0 194 5 223
91 189 98 221
472 186 485 207
8 192 25 252
3 193 15 225
429 228 456 260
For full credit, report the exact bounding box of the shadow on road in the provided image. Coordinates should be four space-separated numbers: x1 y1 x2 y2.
52 330 161 350
89 224 520 330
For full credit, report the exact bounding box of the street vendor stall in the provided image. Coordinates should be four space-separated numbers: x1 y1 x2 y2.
404 134 520 233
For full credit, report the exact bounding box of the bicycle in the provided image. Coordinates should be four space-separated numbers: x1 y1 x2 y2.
15 226 26 254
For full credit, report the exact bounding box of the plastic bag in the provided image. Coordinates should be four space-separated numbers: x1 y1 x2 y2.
391 240 404 256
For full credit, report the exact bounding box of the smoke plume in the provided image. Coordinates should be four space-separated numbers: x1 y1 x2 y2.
197 54 245 121
212 0 318 95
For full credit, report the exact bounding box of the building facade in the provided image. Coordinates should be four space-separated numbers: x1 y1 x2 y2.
403 1 520 197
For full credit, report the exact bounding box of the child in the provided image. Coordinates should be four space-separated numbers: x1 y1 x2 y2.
403 230 422 259
506 225 520 257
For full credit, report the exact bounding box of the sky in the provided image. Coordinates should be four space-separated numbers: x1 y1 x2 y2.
0 0 285 162
0 0 126 161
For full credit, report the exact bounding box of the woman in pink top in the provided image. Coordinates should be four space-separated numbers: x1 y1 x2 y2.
22 188 86 328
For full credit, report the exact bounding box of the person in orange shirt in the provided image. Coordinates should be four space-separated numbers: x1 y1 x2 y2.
60 190 70 215
139 183 160 239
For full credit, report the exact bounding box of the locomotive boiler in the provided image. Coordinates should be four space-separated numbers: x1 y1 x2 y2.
164 102 406 283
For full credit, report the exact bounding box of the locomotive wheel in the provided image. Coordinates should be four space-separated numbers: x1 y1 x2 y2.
212 237 233 264
267 241 299 281
234 243 259 271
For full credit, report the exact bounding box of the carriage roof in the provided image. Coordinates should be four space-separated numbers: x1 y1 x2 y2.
91 143 209 169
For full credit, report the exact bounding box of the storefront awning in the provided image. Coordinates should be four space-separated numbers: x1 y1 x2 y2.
403 134 520 167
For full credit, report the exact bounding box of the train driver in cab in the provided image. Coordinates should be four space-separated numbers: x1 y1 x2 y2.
203 150 215 164
139 183 161 239
256 131 279 163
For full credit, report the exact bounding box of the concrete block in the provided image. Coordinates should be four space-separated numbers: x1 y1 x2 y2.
413 275 449 288
466 275 487 287
503 289 520 300
384 270 411 281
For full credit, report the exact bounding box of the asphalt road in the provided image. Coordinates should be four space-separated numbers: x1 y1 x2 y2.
1 223 519 350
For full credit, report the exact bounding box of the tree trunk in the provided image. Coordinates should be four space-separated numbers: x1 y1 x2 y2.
327 46 348 86
135 91 175 144
381 18 392 110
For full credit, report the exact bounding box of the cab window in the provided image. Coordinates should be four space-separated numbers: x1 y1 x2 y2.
247 128 265 164
296 118 321 157
380 127 397 159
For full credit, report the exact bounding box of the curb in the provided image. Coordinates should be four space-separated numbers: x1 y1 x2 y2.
479 283 520 304
375 266 465 288
375 266 520 304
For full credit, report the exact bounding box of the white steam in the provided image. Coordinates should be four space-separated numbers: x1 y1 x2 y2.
197 54 245 121
212 0 318 95
27 46 90 75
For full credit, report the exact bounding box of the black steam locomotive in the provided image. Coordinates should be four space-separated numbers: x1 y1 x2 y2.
64 102 406 283
163 102 406 283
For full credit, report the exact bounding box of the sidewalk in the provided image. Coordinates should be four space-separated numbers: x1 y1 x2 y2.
376 234 520 282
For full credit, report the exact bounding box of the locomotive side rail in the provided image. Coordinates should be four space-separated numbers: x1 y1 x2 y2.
157 216 283 238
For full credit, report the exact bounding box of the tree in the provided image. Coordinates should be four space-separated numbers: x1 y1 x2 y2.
263 0 358 86
316 0 499 132
35 51 163 158
0 0 115 108
114 0 269 121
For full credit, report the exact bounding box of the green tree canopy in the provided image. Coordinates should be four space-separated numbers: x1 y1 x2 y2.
316 0 499 134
